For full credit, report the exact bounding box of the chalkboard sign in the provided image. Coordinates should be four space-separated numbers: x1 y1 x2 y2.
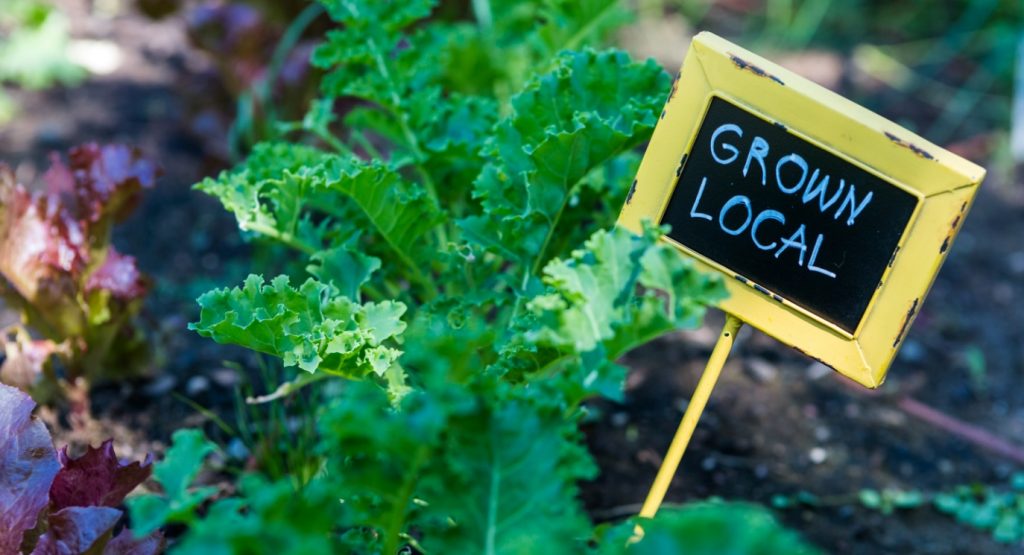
619 32 985 387
661 97 919 333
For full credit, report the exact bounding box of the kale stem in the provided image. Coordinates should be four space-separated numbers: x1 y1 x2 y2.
349 130 384 160
244 222 318 255
472 0 493 31
383 444 429 555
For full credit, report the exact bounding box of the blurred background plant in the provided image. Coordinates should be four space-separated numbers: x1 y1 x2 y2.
0 0 86 123
0 145 158 416
772 471 1024 546
628 0 1021 182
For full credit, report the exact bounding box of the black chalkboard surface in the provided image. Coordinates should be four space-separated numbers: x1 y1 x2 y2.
661 97 919 333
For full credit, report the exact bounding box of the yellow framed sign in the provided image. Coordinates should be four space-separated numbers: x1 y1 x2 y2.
618 32 986 388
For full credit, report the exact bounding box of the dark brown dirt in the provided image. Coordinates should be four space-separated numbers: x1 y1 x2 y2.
1 2 1022 554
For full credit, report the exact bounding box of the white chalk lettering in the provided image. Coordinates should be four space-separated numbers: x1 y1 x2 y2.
719 195 753 236
690 177 713 221
835 183 874 226
743 136 769 185
774 224 808 266
751 209 785 250
710 124 743 165
775 153 809 194
801 170 844 212
807 233 837 278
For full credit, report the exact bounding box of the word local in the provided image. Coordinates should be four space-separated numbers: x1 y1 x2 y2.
688 123 877 279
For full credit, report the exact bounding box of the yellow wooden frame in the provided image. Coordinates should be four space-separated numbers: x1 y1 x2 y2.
618 32 986 388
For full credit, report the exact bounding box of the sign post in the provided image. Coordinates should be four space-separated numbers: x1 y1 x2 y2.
620 32 986 523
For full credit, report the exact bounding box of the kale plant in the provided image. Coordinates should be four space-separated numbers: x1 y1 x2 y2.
144 0 818 552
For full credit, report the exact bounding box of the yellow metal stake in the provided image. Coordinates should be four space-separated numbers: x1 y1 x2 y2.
638 313 744 521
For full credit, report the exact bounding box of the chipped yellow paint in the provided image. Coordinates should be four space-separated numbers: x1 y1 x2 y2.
619 32 985 388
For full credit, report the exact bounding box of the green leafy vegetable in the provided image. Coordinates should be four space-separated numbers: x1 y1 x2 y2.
601 502 823 555
154 1 817 553
127 429 218 537
191 275 407 380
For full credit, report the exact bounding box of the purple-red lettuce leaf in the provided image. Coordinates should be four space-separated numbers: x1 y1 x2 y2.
84 248 147 302
50 439 153 510
30 506 121 555
31 506 162 555
0 384 160 554
101 528 163 555
0 383 60 553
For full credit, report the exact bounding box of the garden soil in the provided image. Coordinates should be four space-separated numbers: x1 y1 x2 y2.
2 3 1022 554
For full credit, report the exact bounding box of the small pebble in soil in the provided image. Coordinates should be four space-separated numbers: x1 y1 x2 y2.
702 456 717 471
744 357 778 383
995 464 1013 479
993 282 1014 303
1009 251 1024 275
805 361 832 381
610 411 629 427
210 367 239 387
226 438 250 461
186 375 210 396
625 425 639 443
636 448 662 467
897 339 926 363
899 462 914 477
814 426 831 442
675 398 689 413
938 459 954 475
143 374 177 396
809 447 828 464
754 464 769 479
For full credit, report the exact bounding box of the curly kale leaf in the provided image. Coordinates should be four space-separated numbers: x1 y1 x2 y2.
191 274 407 380
459 49 669 274
310 155 443 269
197 145 441 287
497 224 726 403
194 142 335 253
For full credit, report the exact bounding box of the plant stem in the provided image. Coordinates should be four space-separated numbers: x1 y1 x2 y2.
472 0 493 31
338 2 449 252
260 2 325 121
560 0 622 52
349 130 384 160
244 221 318 255
383 445 429 555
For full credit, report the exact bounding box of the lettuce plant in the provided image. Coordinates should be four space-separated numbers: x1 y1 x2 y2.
143 0 818 552
0 145 156 400
0 383 162 554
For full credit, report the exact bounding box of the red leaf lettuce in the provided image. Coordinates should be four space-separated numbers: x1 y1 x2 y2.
0 383 162 554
